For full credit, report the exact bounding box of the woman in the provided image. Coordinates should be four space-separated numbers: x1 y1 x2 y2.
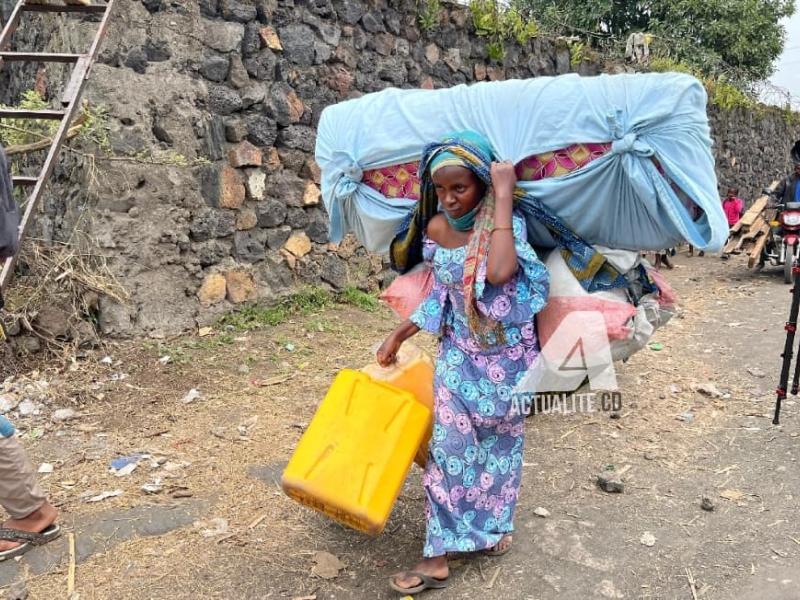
377 131 549 594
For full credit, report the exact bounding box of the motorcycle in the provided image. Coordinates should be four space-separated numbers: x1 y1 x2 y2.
760 200 800 283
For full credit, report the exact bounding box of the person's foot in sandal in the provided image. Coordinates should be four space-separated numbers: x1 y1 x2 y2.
484 534 513 557
0 501 58 553
389 556 449 594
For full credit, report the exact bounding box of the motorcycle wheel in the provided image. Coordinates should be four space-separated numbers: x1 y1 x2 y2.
784 256 794 284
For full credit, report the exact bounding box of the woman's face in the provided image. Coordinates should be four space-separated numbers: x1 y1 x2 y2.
432 166 485 219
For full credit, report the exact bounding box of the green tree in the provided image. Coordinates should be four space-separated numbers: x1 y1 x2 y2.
515 0 795 82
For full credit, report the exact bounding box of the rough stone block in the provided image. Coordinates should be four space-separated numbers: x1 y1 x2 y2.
224 119 248 143
202 54 230 82
203 21 244 53
236 208 258 230
260 26 283 50
245 169 267 200
303 181 321 206
229 141 263 167
198 273 227 306
225 271 257 303
228 54 250 89
302 159 322 184
474 62 487 81
425 44 440 64
220 0 256 22
284 232 312 257
234 230 267 262
208 85 243 115
279 24 316 66
265 147 281 170
246 116 278 147
257 199 287 227
266 225 292 249
190 209 237 242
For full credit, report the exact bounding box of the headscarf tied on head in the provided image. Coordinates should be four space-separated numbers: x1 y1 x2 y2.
389 130 637 345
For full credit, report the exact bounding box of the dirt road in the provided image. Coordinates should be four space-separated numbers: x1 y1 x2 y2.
2 251 799 600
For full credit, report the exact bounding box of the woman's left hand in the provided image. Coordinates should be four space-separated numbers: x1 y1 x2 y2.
491 161 517 201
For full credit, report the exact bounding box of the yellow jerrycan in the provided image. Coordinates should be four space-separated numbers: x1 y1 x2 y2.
361 341 434 467
282 368 432 535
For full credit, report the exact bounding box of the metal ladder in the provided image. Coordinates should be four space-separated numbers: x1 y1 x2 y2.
0 0 114 295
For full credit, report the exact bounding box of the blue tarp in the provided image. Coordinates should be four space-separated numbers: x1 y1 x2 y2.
316 72 727 253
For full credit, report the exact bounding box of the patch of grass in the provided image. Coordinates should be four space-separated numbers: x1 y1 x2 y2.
339 286 379 312
219 287 333 331
219 286 380 333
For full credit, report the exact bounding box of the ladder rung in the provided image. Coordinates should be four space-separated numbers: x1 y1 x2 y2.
22 3 108 14
12 176 38 187
0 108 65 120
0 51 83 63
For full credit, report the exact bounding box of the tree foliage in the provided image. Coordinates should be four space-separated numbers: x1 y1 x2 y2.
514 0 796 82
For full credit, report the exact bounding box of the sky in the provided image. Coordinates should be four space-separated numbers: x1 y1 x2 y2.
768 11 800 106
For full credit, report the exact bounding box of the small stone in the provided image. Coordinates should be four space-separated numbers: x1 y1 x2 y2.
443 48 461 71
198 273 227 307
257 199 287 227
0 395 17 414
218 166 246 209
692 382 723 398
286 89 305 123
303 159 322 184
202 54 230 82
225 271 257 304
303 182 321 206
260 26 282 51
311 551 346 580
425 44 440 64
640 531 656 547
266 226 292 250
228 54 250 89
747 366 766 378
474 62 487 80
533 506 550 518
280 249 297 270
229 141 262 168
224 119 248 143
208 85 243 115
265 148 281 169
284 232 312 257
236 209 258 231
17 399 40 417
245 170 267 200
596 472 624 493
52 408 78 422
701 496 715 512
420 76 434 90
220 0 256 22
372 33 395 56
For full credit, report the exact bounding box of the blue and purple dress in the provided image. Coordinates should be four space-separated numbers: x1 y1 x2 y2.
409 212 550 557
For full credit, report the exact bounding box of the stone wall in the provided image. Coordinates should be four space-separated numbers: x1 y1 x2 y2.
708 106 800 201
1 0 798 339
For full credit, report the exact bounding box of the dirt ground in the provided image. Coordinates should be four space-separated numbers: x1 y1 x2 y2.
1 249 799 600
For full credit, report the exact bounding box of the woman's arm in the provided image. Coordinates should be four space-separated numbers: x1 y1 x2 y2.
486 161 518 285
376 319 420 366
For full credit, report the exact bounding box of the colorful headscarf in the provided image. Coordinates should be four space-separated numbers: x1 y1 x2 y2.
389 130 634 344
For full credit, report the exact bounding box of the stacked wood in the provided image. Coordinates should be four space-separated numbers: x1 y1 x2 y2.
722 181 779 268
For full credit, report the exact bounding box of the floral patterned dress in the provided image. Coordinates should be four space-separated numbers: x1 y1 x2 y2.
409 211 550 557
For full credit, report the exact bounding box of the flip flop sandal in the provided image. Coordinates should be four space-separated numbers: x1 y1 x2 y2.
389 571 449 594
0 524 61 562
483 539 512 557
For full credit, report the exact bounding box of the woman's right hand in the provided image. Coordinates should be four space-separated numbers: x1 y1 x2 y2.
376 333 402 367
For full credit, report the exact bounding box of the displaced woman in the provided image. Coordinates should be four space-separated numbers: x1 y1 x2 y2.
376 131 550 594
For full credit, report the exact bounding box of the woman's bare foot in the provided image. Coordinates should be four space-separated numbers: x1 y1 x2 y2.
485 534 513 555
390 556 449 591
0 501 58 552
